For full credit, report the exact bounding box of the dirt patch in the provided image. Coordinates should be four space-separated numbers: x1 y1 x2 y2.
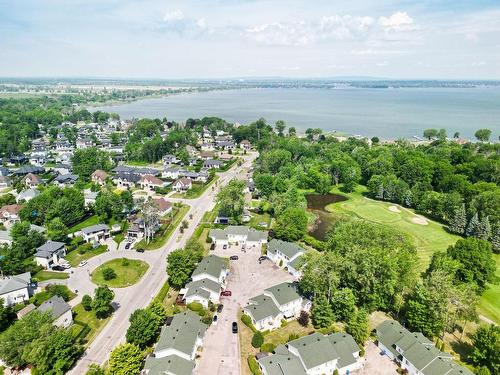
411 216 428 225
388 205 401 213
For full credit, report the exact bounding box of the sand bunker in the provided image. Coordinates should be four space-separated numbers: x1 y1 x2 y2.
388 205 401 213
411 216 428 225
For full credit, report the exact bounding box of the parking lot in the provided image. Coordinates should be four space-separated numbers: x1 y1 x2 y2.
194 242 294 375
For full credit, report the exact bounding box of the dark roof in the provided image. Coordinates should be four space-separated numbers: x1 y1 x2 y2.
81 224 109 235
38 295 71 319
13 165 44 175
36 241 65 258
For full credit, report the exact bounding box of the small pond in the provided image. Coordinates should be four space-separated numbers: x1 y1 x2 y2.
306 193 347 241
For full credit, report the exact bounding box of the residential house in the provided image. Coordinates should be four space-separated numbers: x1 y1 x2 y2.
84 190 98 207
162 167 183 180
81 224 110 244
266 239 306 277
0 272 34 306
91 169 109 185
23 173 42 188
0 167 10 177
163 154 180 166
29 155 47 167
243 282 310 331
258 332 363 375
152 198 173 216
191 255 229 284
142 310 207 375
200 151 215 160
240 139 252 150
38 295 73 328
35 240 66 269
17 188 40 203
52 164 72 175
201 143 215 152
12 165 44 176
0 176 11 189
0 204 22 227
375 320 474 375
76 138 95 149
113 172 141 189
217 141 235 151
172 178 192 192
203 159 223 169
139 175 167 191
53 173 78 188
208 226 268 247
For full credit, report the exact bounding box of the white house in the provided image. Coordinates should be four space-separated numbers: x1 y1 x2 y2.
183 278 223 308
162 154 180 166
162 167 182 180
38 295 73 328
139 175 167 191
0 204 22 227
172 177 192 192
152 198 173 216
0 272 34 306
208 226 268 247
81 224 110 244
35 240 66 269
266 239 306 277
191 255 229 284
17 188 40 203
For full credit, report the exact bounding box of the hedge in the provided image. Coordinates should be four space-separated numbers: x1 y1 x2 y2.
241 314 257 333
260 343 276 353
247 356 262 375
155 281 170 303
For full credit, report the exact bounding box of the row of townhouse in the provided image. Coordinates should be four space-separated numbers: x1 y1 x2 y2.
162 167 209 183
243 282 311 331
258 332 363 375
208 225 268 247
376 320 473 375
181 255 229 308
266 238 306 278
142 310 208 375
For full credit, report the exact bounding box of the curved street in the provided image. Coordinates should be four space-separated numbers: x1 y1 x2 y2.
68 153 255 374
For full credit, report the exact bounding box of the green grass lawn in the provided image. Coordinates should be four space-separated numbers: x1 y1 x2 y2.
114 232 125 247
172 176 219 199
34 270 69 281
326 185 460 271
249 212 272 230
68 215 100 234
72 303 110 345
136 205 190 250
477 253 499 324
65 245 108 267
91 258 149 288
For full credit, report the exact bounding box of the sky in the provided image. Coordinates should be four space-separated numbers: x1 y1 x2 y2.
1 0 500 79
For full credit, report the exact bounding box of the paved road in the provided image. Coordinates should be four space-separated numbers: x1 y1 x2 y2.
68 153 256 374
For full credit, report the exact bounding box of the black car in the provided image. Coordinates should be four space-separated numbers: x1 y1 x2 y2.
51 265 65 271
232 321 238 334
229 255 239 260
136 248 144 253
217 304 224 313
125 242 131 250
258 256 267 261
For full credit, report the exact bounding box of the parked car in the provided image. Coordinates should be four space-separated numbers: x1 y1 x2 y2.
136 248 144 253
51 265 65 271
213 315 218 325
222 244 227 250
258 256 267 261
210 243 215 250
217 304 224 313
229 255 239 260
220 290 232 297
125 242 131 250
232 322 238 333
61 263 71 269
78 260 88 267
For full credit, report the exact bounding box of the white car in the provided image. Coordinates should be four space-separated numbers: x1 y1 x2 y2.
79 260 88 267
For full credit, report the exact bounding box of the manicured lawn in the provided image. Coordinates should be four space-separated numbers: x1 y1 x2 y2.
263 320 314 346
91 258 149 288
478 253 500 324
65 245 108 267
172 176 219 199
114 232 125 247
68 215 100 233
136 205 190 250
34 270 69 281
72 303 110 345
326 186 460 271
249 212 272 230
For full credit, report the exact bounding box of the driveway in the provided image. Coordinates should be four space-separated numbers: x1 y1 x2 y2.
358 341 398 375
195 243 294 375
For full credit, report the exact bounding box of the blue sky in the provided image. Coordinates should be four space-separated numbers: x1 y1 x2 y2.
0 0 499 79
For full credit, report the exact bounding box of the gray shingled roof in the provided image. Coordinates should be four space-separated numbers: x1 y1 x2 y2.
0 272 31 295
143 355 195 375
81 224 109 235
191 255 227 280
35 241 65 258
288 333 339 370
38 295 71 319
244 294 282 322
264 282 302 306
267 239 305 259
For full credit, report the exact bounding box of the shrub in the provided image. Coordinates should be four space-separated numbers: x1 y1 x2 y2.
206 236 212 244
298 310 309 327
46 284 72 301
241 314 257 333
121 258 129 266
260 343 276 353
208 301 216 312
280 319 288 328
288 333 300 341
187 302 204 312
252 332 264 348
102 267 117 281
201 315 213 325
247 355 261 375
279 259 283 267
82 295 93 311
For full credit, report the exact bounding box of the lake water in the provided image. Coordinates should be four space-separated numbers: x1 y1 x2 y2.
88 87 500 139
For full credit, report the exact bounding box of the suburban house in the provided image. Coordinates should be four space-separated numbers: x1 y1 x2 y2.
266 239 306 277
216 141 235 151
258 332 363 375
142 310 207 375
84 190 98 207
208 226 268 247
162 154 180 165
53 173 78 188
201 143 215 152
200 151 215 160
240 139 252 150
139 174 167 191
243 282 310 331
113 172 141 189
376 320 473 375
162 167 183 180
172 177 193 192
203 159 223 169
17 188 40 202
81 224 110 244
23 173 42 188
91 169 109 185
0 167 10 177
38 295 73 328
181 255 229 308
152 198 173 216
29 155 47 167
0 204 22 227
35 240 66 269
0 176 11 189
0 272 34 306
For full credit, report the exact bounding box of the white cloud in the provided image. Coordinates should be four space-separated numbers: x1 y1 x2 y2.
378 11 413 29
163 9 184 22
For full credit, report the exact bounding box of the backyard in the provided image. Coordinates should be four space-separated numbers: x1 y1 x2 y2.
34 270 69 282
91 258 149 288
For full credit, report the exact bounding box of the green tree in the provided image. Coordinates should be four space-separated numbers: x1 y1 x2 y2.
466 212 480 237
288 127 296 137
216 180 246 222
251 331 264 348
126 308 161 348
95 191 124 222
0 298 16 332
474 129 492 142
107 343 143 375
423 128 438 140
346 308 369 344
166 246 203 289
469 324 499 374
274 207 308 241
86 363 105 375
448 204 466 235
47 217 69 242
311 296 334 328
72 147 111 180
82 294 93 311
476 215 491 241
275 120 286 136
92 285 115 318
331 288 357 322
102 267 117 280
148 299 168 325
